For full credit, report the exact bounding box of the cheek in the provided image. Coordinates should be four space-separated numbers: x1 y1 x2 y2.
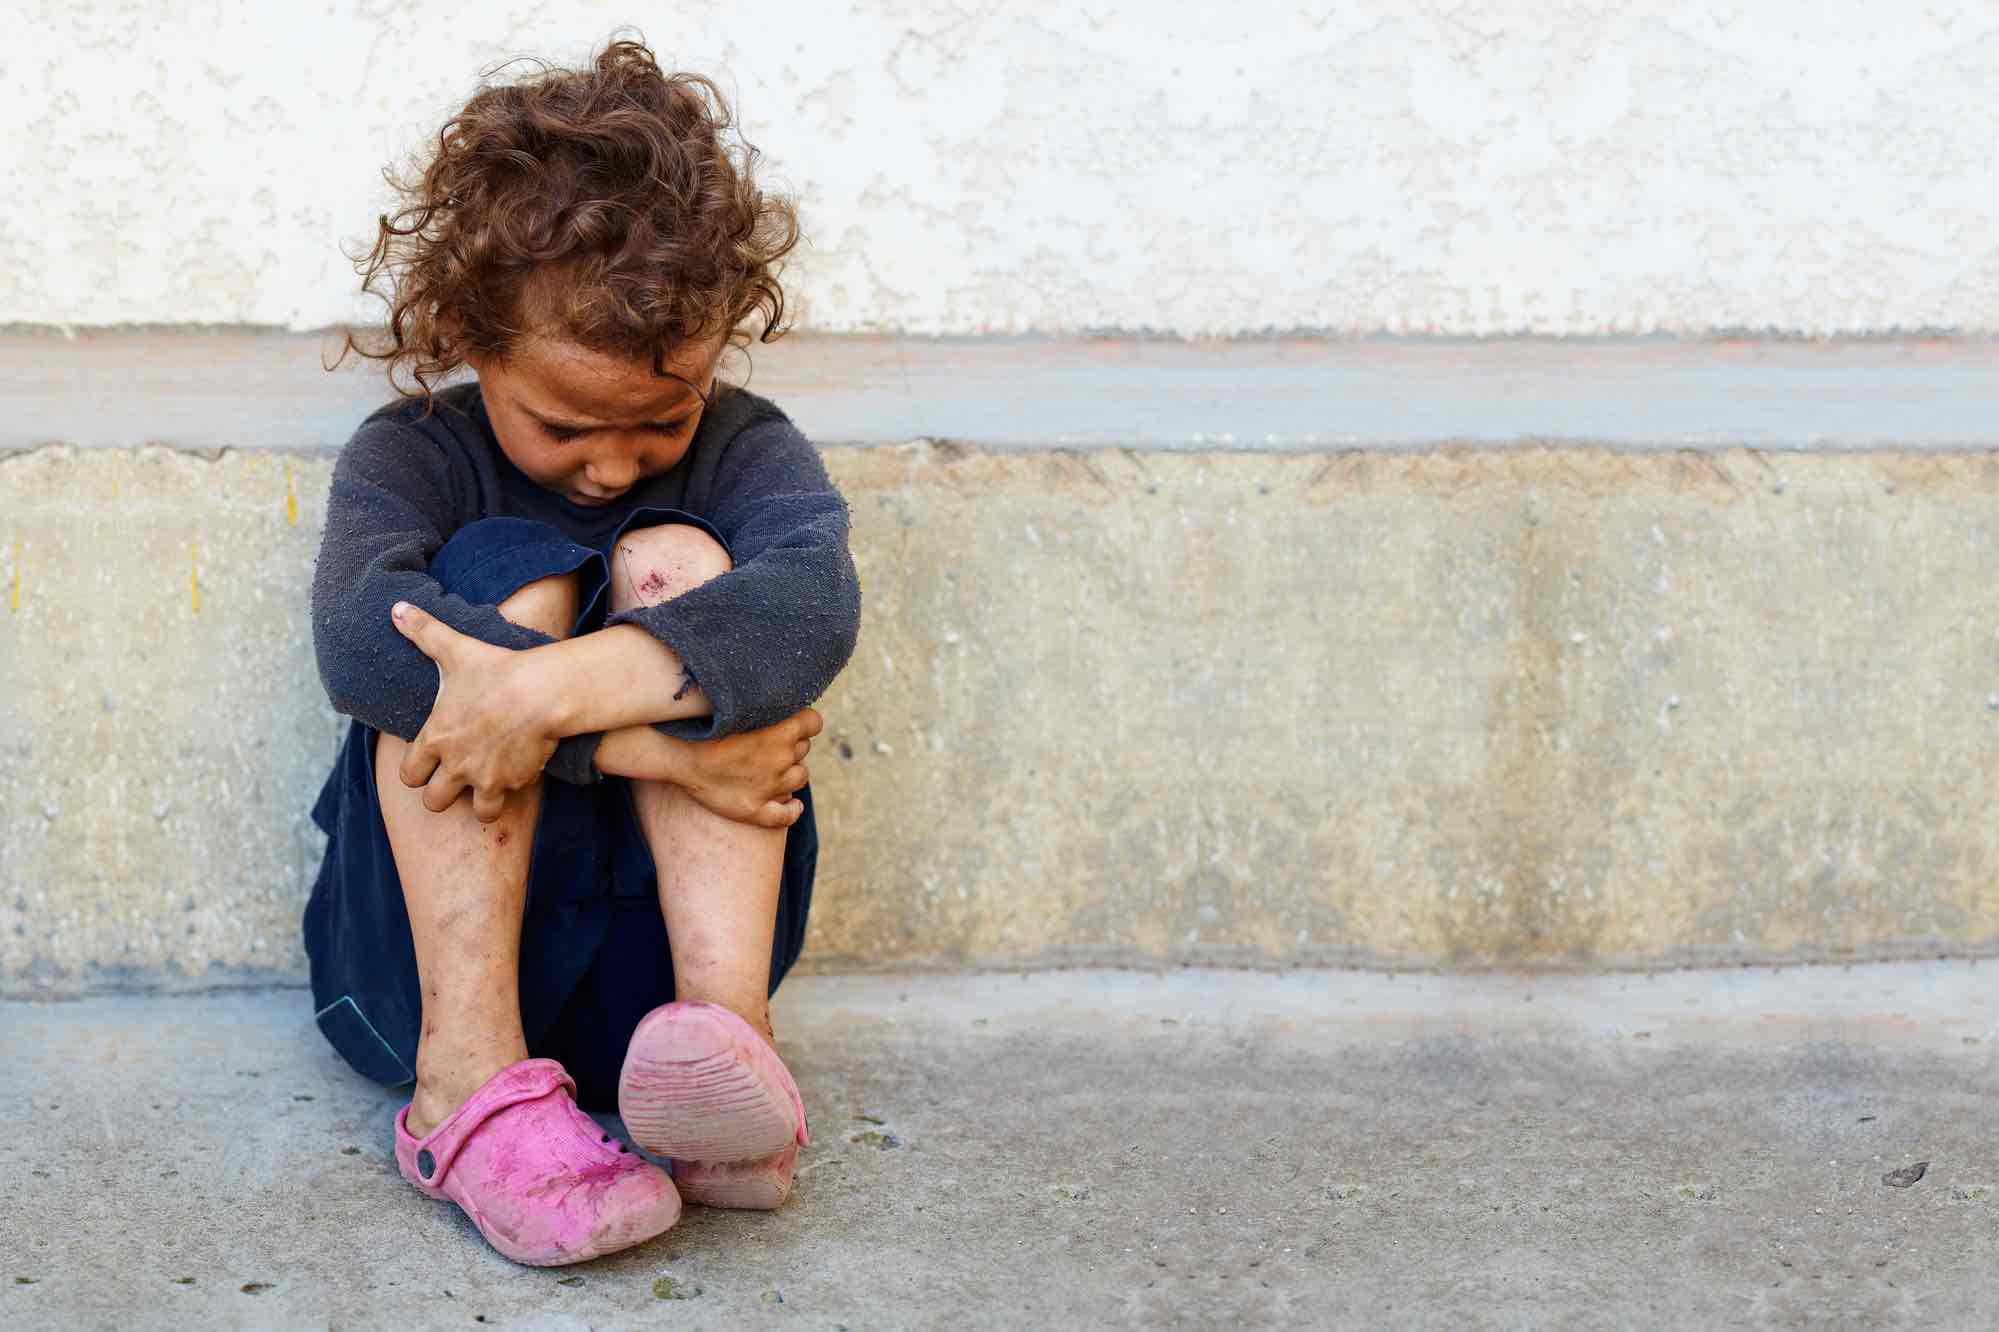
495 427 578 483
650 439 693 474
525 447 581 482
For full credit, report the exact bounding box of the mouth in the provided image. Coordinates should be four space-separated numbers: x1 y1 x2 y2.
569 490 623 506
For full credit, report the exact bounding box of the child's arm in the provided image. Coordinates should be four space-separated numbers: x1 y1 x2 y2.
598 406 861 739
386 401 860 815
593 710 822 826
386 603 821 825
311 412 603 784
398 402 857 746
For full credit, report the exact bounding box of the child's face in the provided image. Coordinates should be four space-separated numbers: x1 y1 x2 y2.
470 334 723 507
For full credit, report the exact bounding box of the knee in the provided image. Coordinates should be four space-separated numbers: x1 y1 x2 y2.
609 523 732 613
496 570 583 640
429 517 586 641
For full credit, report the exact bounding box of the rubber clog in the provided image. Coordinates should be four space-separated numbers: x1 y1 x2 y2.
396 1058 681 1265
617 1002 808 1209
673 1143 800 1210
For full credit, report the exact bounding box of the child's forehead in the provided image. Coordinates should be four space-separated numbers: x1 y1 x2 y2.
509 333 720 415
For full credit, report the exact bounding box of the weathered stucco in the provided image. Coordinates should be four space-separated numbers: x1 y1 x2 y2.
6 439 1999 989
10 1 1999 335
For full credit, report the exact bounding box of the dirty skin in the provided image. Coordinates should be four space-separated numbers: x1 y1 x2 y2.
618 544 697 700
617 544 674 605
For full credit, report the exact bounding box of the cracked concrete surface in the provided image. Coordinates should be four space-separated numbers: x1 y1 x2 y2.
4 966 1996 1329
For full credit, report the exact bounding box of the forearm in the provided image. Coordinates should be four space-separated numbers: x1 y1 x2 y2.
318 566 560 739
592 724 698 784
521 623 713 738
593 705 822 831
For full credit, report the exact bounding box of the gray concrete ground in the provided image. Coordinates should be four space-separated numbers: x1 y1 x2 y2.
3 965 1997 1330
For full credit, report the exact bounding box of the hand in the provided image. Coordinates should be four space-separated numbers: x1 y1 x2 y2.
676 707 823 828
390 601 558 821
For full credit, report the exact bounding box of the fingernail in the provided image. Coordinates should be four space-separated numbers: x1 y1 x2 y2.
392 602 410 620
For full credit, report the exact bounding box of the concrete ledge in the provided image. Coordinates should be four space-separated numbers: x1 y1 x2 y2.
13 332 1999 451
5 442 1999 986
4 966 1996 1329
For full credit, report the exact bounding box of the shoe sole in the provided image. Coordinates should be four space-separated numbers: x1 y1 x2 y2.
618 1004 799 1164
674 1149 796 1211
485 1204 682 1267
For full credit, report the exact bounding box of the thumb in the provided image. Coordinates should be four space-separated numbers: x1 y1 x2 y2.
390 601 453 663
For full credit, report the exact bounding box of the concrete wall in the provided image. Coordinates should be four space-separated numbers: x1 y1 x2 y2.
7 334 1999 992
12 1 1999 336
10 4 1997 989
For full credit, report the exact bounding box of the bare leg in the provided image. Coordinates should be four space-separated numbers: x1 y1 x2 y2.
383 572 580 1136
610 526 787 1042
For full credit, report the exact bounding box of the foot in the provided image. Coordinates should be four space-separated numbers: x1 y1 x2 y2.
397 1058 680 1265
618 1001 808 1210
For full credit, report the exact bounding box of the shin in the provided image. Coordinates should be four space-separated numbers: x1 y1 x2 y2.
383 570 580 1134
611 524 786 1040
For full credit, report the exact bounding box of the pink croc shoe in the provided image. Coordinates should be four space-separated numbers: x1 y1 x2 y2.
395 1058 680 1265
618 1002 809 1210
673 1144 801 1211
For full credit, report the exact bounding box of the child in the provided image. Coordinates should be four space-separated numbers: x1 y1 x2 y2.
303 39 858 1266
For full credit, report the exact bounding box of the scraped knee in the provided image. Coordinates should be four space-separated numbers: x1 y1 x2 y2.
609 523 732 612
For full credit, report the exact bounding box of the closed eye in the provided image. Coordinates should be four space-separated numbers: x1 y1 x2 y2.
537 418 691 442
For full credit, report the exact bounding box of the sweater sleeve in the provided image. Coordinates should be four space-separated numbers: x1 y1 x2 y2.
310 416 603 785
604 413 861 741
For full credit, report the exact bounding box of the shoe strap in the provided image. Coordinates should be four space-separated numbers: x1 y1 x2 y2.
410 1058 575 1186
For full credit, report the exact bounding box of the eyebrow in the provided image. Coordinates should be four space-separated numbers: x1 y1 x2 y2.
525 405 699 434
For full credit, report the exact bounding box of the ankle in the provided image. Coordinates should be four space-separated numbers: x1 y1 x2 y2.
409 1042 529 1138
677 994 774 1047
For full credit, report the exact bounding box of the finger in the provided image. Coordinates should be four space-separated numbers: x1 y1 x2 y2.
391 601 456 665
778 763 808 793
796 708 824 739
471 786 506 824
421 772 468 815
399 735 440 789
793 738 811 761
759 798 803 828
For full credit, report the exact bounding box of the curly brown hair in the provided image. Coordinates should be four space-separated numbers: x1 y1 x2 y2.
337 37 799 401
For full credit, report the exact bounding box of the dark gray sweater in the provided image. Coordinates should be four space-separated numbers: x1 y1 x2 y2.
310 382 861 785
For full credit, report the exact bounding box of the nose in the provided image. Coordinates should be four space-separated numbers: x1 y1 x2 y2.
587 451 640 493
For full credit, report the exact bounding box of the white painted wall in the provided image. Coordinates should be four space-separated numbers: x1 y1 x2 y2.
9 1 1998 336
